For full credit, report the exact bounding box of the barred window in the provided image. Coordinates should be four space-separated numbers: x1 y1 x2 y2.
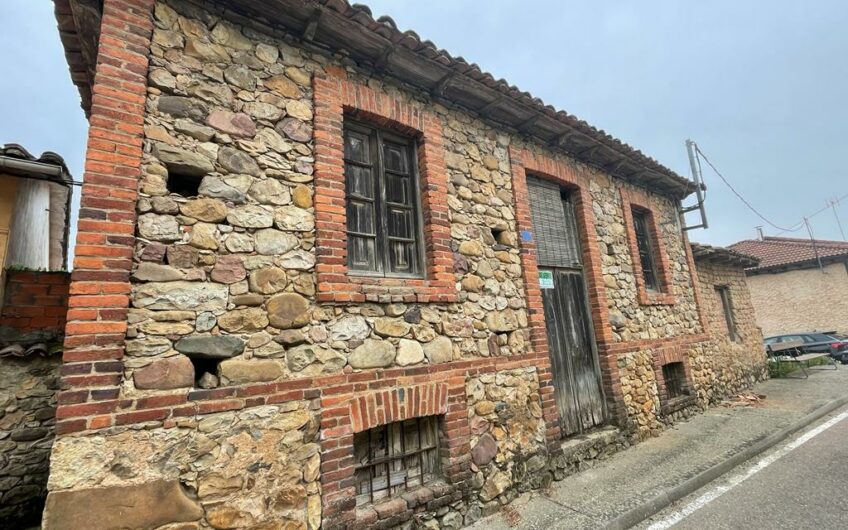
344 120 424 277
354 416 440 506
662 362 688 398
631 208 660 292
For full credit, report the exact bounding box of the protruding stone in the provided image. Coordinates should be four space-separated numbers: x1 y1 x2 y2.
157 96 208 121
227 205 274 228
180 198 228 222
471 433 497 466
217 307 269 332
132 262 184 282
349 339 396 369
291 184 313 208
199 176 246 203
265 75 301 98
210 255 246 284
218 359 283 384
485 310 519 332
175 335 244 359
479 471 511 501
249 267 288 294
373 318 411 338
275 117 312 142
254 229 298 255
266 293 310 329
188 222 218 250
134 356 194 390
396 339 425 366
43 480 204 530
184 38 230 62
458 240 484 257
275 329 306 346
154 144 214 178
285 100 312 121
274 206 314 231
218 147 262 176
138 213 181 242
279 250 314 270
134 281 229 311
423 336 453 364
210 21 253 50
328 317 369 344
249 178 291 206
231 293 265 306
223 65 257 91
206 110 256 138
256 43 279 63
174 119 215 141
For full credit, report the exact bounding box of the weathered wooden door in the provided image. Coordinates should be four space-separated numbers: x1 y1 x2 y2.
528 177 605 436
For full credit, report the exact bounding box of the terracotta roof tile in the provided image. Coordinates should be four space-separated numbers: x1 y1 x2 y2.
728 236 848 272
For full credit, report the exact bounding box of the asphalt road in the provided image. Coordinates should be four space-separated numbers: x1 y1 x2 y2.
640 407 848 530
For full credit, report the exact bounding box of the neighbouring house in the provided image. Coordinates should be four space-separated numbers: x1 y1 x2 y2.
44 1 767 529
0 144 73 526
729 236 848 337
690 243 766 403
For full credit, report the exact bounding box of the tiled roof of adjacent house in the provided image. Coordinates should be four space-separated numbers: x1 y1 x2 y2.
729 236 848 273
52 0 697 198
690 242 759 268
0 144 73 184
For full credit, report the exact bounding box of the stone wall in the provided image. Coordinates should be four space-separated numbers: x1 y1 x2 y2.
745 262 848 337
0 354 61 526
690 258 768 404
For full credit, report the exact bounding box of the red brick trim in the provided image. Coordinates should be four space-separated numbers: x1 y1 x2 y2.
0 271 70 335
508 147 625 438
58 0 155 429
312 73 456 304
620 188 676 305
349 382 448 433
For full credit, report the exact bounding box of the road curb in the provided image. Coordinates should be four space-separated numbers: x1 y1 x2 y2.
604 394 848 530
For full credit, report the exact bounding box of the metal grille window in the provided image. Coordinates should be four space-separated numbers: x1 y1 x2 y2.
354 416 440 506
631 208 660 292
344 120 424 277
662 362 688 398
716 286 738 341
527 177 582 268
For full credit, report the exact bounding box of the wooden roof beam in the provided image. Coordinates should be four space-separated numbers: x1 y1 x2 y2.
302 7 322 42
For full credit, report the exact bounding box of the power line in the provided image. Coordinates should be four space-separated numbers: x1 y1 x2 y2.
694 146 802 232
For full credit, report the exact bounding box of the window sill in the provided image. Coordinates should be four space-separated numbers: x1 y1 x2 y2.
355 480 458 527
637 290 676 306
660 394 697 415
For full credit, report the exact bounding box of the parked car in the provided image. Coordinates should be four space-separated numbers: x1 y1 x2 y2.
763 332 848 363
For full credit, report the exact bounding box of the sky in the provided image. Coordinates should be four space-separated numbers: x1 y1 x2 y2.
1 1 847 255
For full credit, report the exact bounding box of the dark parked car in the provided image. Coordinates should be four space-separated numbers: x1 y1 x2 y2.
763 332 848 363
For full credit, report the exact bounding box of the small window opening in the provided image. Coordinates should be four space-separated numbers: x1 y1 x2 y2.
662 362 688 399
167 172 202 198
189 357 220 389
490 227 509 247
716 286 738 341
631 208 661 292
354 416 441 506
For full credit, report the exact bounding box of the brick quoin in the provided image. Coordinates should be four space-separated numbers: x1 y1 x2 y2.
312 72 457 304
57 0 156 431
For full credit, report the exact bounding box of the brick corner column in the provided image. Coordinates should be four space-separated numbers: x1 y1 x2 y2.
58 0 156 436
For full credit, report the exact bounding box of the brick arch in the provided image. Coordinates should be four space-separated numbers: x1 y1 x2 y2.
508 146 625 441
349 382 449 433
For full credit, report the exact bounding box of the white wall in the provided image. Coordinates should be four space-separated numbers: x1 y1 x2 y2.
6 178 50 270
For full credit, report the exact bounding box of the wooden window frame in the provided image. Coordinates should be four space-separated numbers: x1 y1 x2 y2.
313 73 457 304
631 207 661 292
715 285 738 341
621 188 675 305
344 119 426 278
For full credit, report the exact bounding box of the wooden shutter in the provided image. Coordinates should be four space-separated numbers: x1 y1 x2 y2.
527 177 582 268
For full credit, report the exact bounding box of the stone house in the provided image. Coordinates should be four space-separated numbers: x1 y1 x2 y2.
0 144 73 526
45 1 767 528
730 236 848 337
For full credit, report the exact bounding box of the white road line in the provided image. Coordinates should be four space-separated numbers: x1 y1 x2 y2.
645 410 848 530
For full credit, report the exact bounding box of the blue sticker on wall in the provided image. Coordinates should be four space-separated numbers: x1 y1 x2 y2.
520 230 533 242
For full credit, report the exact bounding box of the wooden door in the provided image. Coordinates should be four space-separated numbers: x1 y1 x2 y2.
528 177 605 436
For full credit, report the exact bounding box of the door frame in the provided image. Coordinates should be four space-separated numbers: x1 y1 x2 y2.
509 146 623 443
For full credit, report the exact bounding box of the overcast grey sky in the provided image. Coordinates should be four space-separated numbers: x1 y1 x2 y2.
2 1 847 252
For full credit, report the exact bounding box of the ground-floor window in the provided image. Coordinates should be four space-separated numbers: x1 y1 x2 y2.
354 416 440 506
662 362 688 398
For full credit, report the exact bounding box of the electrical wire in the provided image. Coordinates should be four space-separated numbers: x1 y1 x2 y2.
695 146 802 232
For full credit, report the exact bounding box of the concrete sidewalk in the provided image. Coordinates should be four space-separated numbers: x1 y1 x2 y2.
468 367 848 530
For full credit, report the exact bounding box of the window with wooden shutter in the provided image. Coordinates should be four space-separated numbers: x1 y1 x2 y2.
527 177 582 269
344 120 424 277
631 208 660 292
716 285 738 341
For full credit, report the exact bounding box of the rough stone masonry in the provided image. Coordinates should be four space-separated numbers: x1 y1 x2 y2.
44 0 767 528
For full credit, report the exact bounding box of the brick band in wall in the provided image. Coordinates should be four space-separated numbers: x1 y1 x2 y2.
58 0 156 435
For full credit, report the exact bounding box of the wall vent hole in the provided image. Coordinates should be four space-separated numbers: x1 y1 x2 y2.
167 172 202 198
